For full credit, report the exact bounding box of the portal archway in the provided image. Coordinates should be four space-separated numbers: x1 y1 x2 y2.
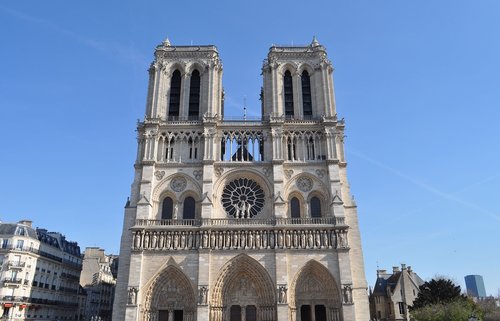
290 261 341 321
211 254 276 321
143 265 196 321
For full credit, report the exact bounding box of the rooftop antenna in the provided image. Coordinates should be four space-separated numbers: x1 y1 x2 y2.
243 96 247 121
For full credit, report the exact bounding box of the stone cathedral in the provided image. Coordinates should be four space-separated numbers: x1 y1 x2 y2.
113 37 370 321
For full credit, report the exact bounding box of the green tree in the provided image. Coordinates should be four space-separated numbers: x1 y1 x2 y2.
411 278 465 310
410 278 481 321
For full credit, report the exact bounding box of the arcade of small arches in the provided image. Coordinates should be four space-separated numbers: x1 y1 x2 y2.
142 128 330 165
139 256 342 321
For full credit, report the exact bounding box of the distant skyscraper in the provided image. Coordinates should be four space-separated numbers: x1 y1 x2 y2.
465 275 486 298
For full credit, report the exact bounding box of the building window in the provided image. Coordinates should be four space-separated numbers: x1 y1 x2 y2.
310 197 321 218
290 197 301 218
169 70 182 119
2 239 7 249
188 70 200 118
398 302 405 315
16 240 24 250
183 197 195 220
161 197 174 220
301 70 312 117
284 70 294 117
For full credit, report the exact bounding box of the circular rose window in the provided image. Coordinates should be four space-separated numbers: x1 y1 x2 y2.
221 178 265 218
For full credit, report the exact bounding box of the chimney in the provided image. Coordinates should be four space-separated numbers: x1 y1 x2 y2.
377 269 387 277
401 263 407 270
392 266 400 273
407 266 412 273
19 220 32 227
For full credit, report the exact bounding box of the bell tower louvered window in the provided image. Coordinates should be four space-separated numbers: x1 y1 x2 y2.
301 70 312 118
188 70 200 119
284 70 294 117
169 70 181 119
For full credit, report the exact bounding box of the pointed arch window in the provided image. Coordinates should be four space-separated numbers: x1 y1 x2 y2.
183 197 195 220
284 70 294 117
290 197 301 218
161 197 173 220
188 70 200 119
169 70 181 119
301 70 312 118
310 196 322 218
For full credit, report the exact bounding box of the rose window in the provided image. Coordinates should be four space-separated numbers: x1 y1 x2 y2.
221 178 265 218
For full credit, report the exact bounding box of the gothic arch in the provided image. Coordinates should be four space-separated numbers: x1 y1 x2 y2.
279 62 298 75
166 62 187 76
143 264 196 321
287 192 305 219
290 260 341 321
186 61 206 75
152 173 202 203
297 63 314 76
283 173 330 209
210 254 276 321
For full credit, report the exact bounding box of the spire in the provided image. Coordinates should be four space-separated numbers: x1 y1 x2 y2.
163 37 171 47
311 35 320 47
243 96 247 121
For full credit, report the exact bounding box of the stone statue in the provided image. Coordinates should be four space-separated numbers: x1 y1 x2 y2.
128 287 137 305
198 286 208 305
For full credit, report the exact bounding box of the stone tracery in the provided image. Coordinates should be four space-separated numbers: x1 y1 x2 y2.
221 178 265 218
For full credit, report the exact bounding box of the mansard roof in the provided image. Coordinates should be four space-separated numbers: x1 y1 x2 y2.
0 221 38 239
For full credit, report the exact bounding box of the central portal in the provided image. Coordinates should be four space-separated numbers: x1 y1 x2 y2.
210 254 276 321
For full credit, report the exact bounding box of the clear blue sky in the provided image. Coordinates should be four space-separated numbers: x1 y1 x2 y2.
1 1 499 296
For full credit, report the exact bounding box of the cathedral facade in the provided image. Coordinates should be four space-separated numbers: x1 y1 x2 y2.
113 38 369 321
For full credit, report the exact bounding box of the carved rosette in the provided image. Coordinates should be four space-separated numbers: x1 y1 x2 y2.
296 177 313 192
170 176 187 192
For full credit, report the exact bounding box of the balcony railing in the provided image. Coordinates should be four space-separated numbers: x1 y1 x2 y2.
7 261 26 269
135 217 340 227
3 278 22 285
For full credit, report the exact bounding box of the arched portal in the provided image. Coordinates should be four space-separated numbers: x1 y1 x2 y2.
290 261 341 321
143 265 196 321
211 254 276 321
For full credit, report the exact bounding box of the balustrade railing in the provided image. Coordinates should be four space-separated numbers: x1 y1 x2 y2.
3 278 22 285
135 217 340 227
7 261 26 268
